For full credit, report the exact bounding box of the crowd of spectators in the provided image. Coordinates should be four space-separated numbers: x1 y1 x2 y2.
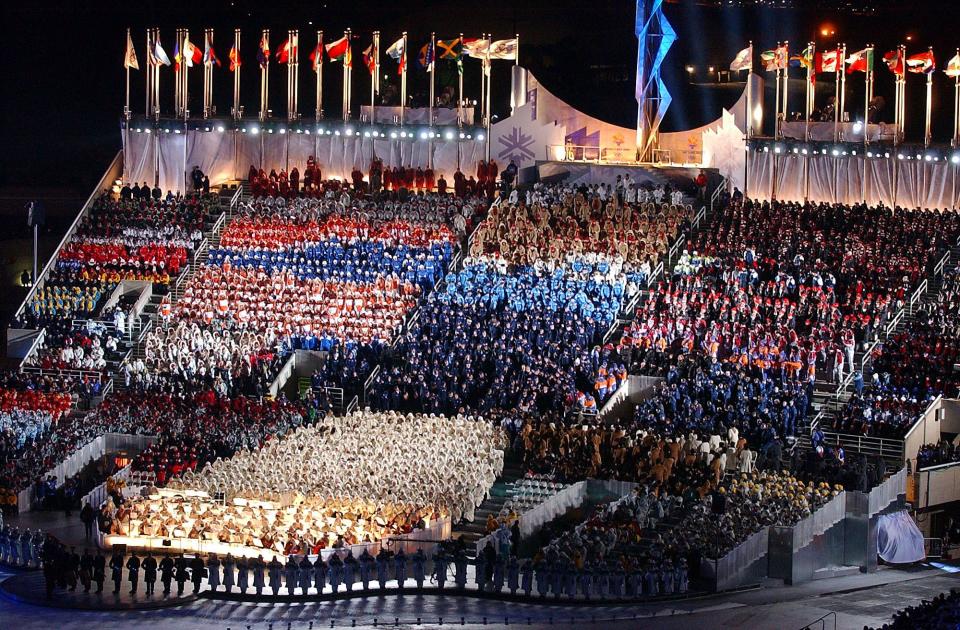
870 588 960 629
916 440 960 470
372 182 689 416
623 200 960 385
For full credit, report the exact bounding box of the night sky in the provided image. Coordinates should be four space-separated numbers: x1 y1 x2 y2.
0 0 954 328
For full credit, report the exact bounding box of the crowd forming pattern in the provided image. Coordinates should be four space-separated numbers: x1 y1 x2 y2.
3 165 955 603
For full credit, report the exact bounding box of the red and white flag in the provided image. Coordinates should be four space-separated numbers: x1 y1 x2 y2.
906 50 936 74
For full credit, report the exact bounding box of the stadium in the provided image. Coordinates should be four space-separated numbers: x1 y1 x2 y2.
0 1 959 628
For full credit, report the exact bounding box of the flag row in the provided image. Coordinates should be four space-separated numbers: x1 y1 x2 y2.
124 30 518 75
729 44 960 78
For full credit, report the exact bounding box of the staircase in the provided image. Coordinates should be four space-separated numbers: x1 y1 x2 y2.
795 240 960 461
452 455 525 552
110 185 243 392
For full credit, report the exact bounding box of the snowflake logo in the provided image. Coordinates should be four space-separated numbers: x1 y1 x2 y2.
497 126 536 165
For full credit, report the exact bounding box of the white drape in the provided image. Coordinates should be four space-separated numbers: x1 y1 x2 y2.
186 130 236 186
122 131 157 186
157 132 187 194
748 152 959 210
877 510 925 564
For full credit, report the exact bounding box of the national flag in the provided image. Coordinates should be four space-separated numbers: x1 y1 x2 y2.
461 38 490 59
418 40 435 71
818 49 840 73
153 39 171 67
173 40 182 71
774 44 789 69
309 41 323 73
437 38 462 60
906 50 936 74
760 50 778 71
729 46 751 72
882 49 904 76
325 36 349 62
946 54 960 78
204 34 221 67
789 45 814 70
845 47 873 74
276 36 297 64
229 45 241 71
257 34 270 68
124 32 139 70
385 37 405 75
488 38 518 60
183 37 203 67
363 44 376 74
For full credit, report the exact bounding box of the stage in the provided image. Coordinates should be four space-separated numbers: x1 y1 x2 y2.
531 160 717 193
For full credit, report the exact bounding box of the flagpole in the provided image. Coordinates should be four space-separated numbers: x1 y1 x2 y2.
125 29 132 120
774 43 781 140
485 38 492 161
833 46 840 143
347 28 353 121
954 49 960 147
145 29 152 117
316 31 324 121
458 32 464 127
372 31 379 122
185 29 191 120
155 29 162 119
294 30 300 120
839 44 847 137
925 46 934 148
400 32 408 126
174 28 181 117
805 41 813 142
313 31 323 122
480 33 487 127
862 45 872 203
900 45 907 142
782 40 789 138
342 29 349 123
260 29 268 121
745 42 752 198
428 32 436 128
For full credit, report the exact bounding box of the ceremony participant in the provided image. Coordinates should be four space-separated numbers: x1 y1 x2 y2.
268 556 283 594
175 554 189 595
143 552 158 595
206 554 221 592
189 555 205 594
376 547 391 589
160 555 175 595
252 556 266 595
297 555 313 594
93 550 106 593
110 550 123 594
394 549 407 587
412 548 426 589
236 556 249 594
313 555 327 593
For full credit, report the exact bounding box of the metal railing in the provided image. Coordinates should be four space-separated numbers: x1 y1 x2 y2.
363 364 382 406
814 429 906 461
21 365 105 383
14 152 124 322
345 395 359 414
799 611 836 630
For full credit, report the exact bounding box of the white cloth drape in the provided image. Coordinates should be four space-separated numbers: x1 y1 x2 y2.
748 152 959 210
157 132 187 194
877 510 925 564
122 131 156 186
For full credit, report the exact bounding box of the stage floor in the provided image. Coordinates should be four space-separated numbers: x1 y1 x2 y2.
532 161 715 191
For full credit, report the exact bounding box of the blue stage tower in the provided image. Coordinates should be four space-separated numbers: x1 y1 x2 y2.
635 0 677 162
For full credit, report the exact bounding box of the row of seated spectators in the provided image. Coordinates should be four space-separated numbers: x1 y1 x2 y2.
371 183 688 416
17 192 223 375
623 200 960 386
468 184 689 270
134 186 481 397
916 440 960 471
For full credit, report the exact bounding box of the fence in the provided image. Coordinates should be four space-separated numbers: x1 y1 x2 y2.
703 527 770 592
19 432 156 512
869 467 907 516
